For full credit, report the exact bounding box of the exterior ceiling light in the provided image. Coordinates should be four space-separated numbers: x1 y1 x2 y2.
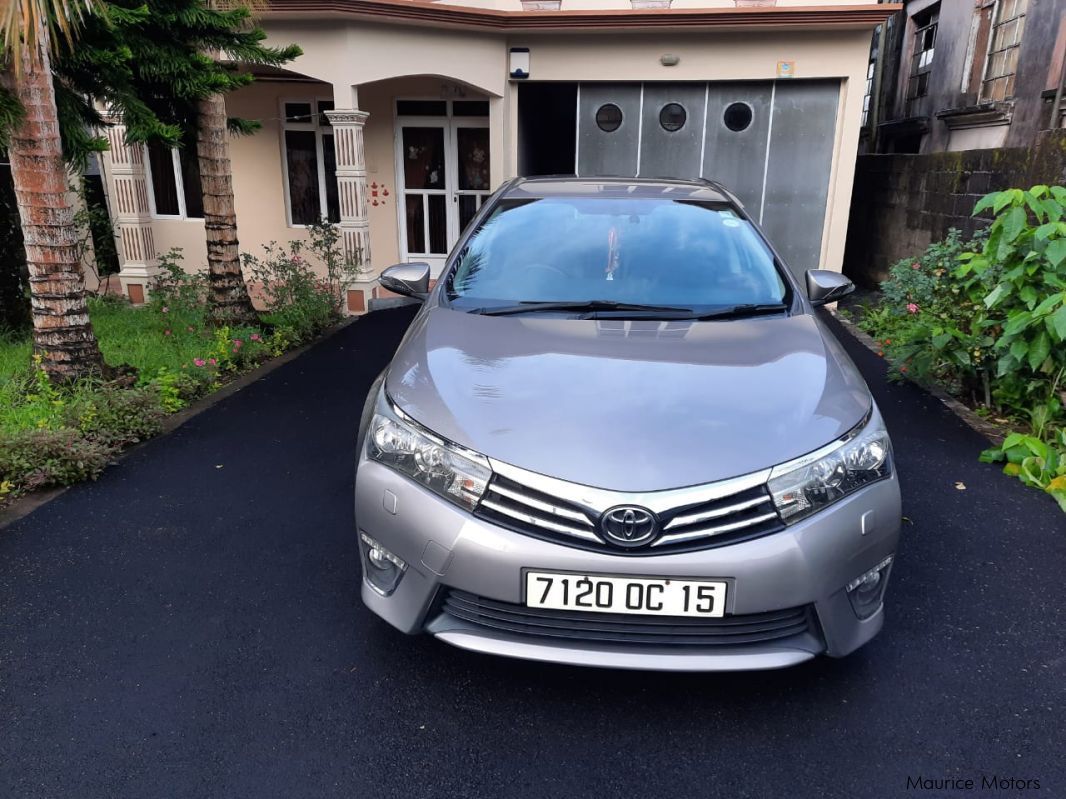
660 54 680 67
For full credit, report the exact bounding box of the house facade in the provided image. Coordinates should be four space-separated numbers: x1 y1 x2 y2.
98 0 897 310
861 0 1066 154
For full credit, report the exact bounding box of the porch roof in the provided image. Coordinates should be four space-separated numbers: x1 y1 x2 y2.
265 0 900 32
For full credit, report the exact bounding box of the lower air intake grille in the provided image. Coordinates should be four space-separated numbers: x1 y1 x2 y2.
441 590 814 647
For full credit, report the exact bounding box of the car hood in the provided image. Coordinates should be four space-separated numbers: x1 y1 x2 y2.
385 308 872 491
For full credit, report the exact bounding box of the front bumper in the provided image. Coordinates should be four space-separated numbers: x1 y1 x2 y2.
355 456 902 671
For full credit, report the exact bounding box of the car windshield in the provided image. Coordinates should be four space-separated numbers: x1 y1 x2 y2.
445 196 788 313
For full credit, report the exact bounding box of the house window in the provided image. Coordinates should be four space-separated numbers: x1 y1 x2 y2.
861 25 880 128
723 102 753 133
980 0 1027 101
595 104 623 133
282 98 339 226
907 7 938 107
659 103 687 132
144 141 203 219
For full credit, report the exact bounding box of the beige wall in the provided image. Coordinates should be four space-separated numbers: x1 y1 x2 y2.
106 17 876 283
105 79 330 277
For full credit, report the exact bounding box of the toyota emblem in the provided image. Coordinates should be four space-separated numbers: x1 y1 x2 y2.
600 506 658 548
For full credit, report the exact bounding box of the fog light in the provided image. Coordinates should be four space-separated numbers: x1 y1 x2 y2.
846 555 893 619
359 533 407 596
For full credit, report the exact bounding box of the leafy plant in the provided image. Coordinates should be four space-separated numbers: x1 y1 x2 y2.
981 431 1066 512
858 185 1066 513
957 186 1066 434
241 222 352 343
0 429 113 494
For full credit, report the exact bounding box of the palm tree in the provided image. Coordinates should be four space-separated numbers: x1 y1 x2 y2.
199 1 260 327
198 89 258 326
1 0 105 380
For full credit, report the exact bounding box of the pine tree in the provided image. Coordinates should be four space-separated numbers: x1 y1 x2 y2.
1 1 302 331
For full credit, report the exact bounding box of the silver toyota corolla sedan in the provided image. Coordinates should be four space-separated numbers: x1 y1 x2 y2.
354 177 901 671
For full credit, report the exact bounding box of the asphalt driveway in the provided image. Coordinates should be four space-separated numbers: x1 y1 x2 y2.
1 308 1064 799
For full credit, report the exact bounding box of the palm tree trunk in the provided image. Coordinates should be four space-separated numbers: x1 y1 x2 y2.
1 41 104 380
197 93 257 327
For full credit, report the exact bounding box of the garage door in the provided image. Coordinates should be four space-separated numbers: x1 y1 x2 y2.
575 80 839 277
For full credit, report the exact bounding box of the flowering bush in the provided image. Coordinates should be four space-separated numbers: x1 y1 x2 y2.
242 220 362 344
859 186 1066 512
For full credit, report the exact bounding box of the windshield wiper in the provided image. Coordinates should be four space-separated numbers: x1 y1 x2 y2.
687 303 790 321
473 300 692 317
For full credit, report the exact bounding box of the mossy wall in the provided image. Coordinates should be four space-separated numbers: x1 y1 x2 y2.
844 130 1066 285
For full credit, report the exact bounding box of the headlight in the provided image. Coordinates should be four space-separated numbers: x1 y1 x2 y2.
365 393 491 511
768 409 892 524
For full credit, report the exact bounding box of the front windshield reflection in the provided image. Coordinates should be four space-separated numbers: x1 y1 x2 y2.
446 197 787 312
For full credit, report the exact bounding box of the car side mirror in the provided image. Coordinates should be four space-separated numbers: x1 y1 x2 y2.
805 269 855 306
379 262 431 300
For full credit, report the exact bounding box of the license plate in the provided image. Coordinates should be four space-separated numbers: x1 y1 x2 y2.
524 571 727 618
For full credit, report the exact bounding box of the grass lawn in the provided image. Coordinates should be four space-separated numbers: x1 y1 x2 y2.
1 297 276 500
1 296 270 392
2 299 205 388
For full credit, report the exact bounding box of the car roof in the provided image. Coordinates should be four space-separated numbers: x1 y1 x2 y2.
503 176 732 204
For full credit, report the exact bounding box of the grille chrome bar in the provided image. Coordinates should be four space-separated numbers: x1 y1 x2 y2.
475 459 785 554
664 494 772 530
651 511 780 547
479 498 601 542
487 482 594 526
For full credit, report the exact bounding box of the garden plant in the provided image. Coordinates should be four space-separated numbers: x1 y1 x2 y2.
857 186 1066 512
1 224 353 504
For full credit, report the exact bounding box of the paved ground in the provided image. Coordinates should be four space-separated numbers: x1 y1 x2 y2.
1 308 1064 799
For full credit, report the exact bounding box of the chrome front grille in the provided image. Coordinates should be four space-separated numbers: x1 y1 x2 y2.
654 485 779 549
479 475 600 542
474 462 785 555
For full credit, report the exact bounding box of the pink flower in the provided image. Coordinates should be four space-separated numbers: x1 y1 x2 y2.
208 358 217 366
162 306 170 313
193 358 206 367
164 329 172 336
250 334 261 342
232 339 242 348
907 303 920 314
187 325 194 332
911 262 920 270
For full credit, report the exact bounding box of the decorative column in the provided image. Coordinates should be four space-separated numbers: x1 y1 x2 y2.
325 109 372 278
102 118 158 304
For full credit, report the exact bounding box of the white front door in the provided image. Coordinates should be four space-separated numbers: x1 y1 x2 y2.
396 103 490 277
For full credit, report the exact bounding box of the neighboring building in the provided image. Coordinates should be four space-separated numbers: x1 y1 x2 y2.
861 0 1066 154
844 0 1065 284
97 0 897 311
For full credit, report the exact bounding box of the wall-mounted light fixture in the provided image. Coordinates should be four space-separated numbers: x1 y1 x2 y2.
510 48 530 80
660 54 680 67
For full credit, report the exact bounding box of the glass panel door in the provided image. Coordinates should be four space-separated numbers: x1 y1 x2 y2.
455 126 491 234
395 103 491 276
400 125 449 265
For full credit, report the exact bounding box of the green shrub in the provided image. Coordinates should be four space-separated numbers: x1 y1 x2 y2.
0 429 113 494
858 185 1066 512
241 219 361 344
243 240 337 343
981 430 1066 512
67 383 166 448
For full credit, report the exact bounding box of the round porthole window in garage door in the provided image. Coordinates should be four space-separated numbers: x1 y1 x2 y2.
595 103 623 132
723 102 753 132
659 103 687 132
